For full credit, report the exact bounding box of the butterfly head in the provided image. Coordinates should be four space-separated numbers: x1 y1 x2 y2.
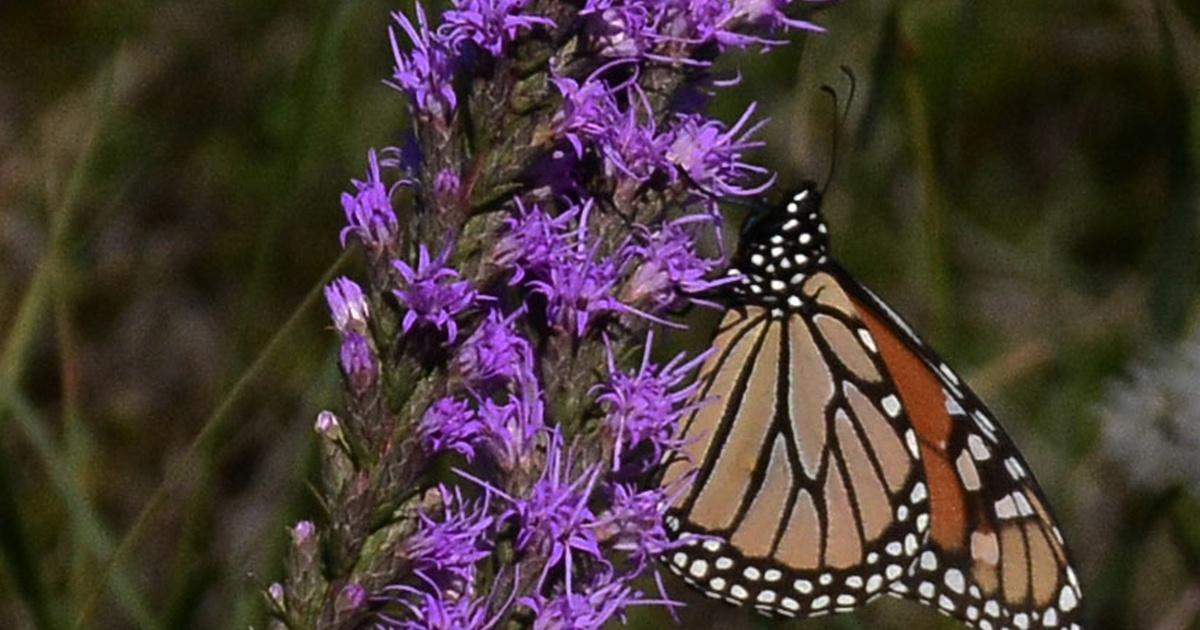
728 182 830 305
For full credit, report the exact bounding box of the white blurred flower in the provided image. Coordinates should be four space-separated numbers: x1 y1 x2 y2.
1099 335 1200 494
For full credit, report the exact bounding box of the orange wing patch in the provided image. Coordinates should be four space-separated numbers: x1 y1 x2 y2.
854 297 967 552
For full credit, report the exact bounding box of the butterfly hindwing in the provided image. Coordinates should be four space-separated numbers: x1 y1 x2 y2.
848 279 1084 629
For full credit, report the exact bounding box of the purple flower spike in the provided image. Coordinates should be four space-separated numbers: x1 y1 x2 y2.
293 0 837 622
325 276 370 334
667 104 775 197
389 4 458 118
441 0 554 57
594 331 711 471
455 308 534 387
340 150 400 249
392 244 481 342
340 332 378 394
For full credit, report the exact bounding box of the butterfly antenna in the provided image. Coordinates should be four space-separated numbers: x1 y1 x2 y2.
819 83 841 196
841 65 857 122
820 66 858 196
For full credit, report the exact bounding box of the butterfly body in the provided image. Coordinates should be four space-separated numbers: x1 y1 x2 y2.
732 184 831 299
661 185 1083 629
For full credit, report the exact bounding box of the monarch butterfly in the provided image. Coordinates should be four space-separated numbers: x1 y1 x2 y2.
659 183 1083 629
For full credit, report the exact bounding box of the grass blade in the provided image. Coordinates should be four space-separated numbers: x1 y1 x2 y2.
72 249 351 629
0 380 160 630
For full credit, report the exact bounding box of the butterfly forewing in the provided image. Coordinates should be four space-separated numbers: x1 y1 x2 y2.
661 272 931 618
659 184 1082 629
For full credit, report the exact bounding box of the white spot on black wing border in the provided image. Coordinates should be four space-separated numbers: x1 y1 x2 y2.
660 397 934 621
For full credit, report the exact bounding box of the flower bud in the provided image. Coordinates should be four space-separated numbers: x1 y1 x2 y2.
339 333 378 395
325 277 370 334
266 582 285 611
314 410 343 441
335 583 366 614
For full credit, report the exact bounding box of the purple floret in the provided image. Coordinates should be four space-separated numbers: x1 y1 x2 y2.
502 435 605 593
455 308 534 387
389 4 459 118
666 104 775 197
594 331 711 471
392 244 482 342
620 216 735 312
492 199 582 284
441 0 555 56
419 397 485 460
401 485 495 586
340 150 400 250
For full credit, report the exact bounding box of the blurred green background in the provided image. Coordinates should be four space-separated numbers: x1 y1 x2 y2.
1 0 1197 628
